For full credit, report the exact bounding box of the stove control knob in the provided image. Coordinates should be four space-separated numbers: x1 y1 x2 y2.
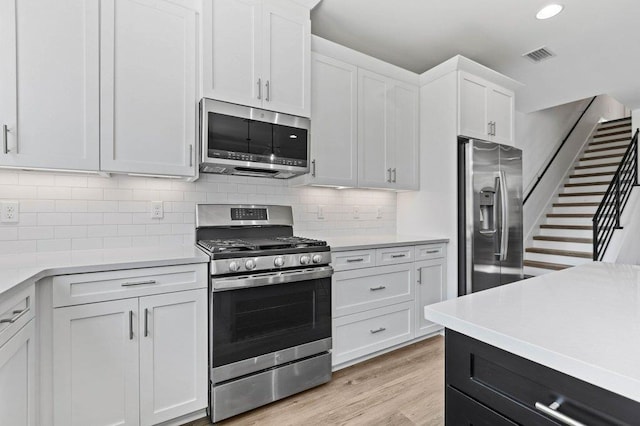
245 259 256 270
274 256 285 267
312 254 323 264
300 255 311 265
228 261 241 272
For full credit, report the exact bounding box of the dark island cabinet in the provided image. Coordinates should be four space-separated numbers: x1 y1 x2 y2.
445 330 640 425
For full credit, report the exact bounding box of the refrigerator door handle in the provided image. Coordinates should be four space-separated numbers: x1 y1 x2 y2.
497 171 509 261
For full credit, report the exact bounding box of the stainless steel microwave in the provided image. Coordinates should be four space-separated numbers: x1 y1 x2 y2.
200 99 310 179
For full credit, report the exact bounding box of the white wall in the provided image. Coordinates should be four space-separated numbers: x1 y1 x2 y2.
0 170 397 253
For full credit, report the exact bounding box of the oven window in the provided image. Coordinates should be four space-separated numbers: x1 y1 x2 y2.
212 277 331 368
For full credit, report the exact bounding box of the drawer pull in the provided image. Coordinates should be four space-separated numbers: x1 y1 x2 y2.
346 258 364 263
391 254 406 258
0 308 29 324
425 249 439 254
370 327 386 334
369 286 386 291
534 401 586 426
121 279 157 287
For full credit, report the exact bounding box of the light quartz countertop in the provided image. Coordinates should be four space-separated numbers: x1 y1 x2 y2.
323 235 449 252
425 262 640 402
0 245 209 298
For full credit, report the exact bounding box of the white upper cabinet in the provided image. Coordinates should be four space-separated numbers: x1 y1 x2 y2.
100 0 198 177
0 0 99 171
458 71 514 145
298 53 358 187
203 0 311 117
358 69 419 190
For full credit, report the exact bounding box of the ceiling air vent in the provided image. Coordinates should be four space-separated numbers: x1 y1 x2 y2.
523 46 556 63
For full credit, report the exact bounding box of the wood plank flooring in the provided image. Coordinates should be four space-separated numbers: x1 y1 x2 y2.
185 336 444 426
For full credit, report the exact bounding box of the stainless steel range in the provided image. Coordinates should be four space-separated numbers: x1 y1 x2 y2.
195 204 333 423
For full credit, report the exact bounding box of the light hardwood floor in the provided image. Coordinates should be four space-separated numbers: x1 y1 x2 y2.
187 335 444 425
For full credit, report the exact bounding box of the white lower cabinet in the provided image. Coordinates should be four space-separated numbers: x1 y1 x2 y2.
53 288 207 426
332 243 446 368
0 320 36 426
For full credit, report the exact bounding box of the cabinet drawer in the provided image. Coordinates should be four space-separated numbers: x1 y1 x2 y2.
53 263 208 307
375 245 414 266
415 244 445 260
446 386 517 425
333 301 414 366
333 264 414 317
446 330 640 425
0 284 35 348
331 249 375 271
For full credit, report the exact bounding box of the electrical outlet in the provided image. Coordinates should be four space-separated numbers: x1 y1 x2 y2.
353 206 360 219
317 205 325 220
0 201 19 223
150 201 164 219
377 206 383 219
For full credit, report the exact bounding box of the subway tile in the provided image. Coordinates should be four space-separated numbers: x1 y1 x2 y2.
38 213 72 226
103 213 133 225
72 238 103 250
71 213 104 225
55 175 88 187
0 227 18 241
103 236 132 249
104 189 133 201
56 200 88 213
37 186 72 200
87 225 117 238
55 226 88 239
19 172 52 186
145 224 172 235
87 176 120 188
19 226 54 240
131 235 160 247
20 200 56 213
118 201 147 213
0 240 37 254
37 239 71 252
0 171 19 185
117 224 146 236
0 185 37 199
72 188 103 200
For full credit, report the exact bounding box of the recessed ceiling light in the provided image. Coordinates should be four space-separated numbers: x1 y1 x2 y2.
536 4 563 20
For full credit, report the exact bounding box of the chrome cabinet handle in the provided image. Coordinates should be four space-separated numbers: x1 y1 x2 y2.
121 279 157 287
370 327 386 334
387 168 392 183
487 121 492 136
144 308 149 337
417 267 422 284
392 168 397 183
346 258 364 263
426 249 439 254
311 159 316 177
189 144 193 167
535 401 586 426
391 254 406 258
492 121 496 136
2 125 8 154
265 80 270 101
0 307 29 324
369 285 386 291
257 78 262 100
129 310 134 340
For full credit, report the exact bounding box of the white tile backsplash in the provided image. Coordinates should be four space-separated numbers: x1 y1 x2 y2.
0 170 397 252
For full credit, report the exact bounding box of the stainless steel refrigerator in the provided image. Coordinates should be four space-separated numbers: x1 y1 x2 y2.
458 137 523 295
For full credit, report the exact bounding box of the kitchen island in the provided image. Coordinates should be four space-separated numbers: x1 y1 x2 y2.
425 262 640 424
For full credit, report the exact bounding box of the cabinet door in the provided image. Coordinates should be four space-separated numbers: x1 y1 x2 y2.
100 0 197 177
0 320 36 426
203 0 262 108
390 83 420 190
139 289 207 426
53 299 139 426
458 71 490 140
358 69 393 188
262 0 310 117
0 0 99 171
308 53 358 187
488 85 515 146
415 258 446 337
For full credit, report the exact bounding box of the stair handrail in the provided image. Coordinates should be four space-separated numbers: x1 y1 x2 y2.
593 129 639 260
523 96 598 205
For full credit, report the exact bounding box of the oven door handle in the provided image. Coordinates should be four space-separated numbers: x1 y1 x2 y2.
212 266 334 291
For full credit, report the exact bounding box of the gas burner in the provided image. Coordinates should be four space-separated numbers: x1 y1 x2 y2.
274 236 327 248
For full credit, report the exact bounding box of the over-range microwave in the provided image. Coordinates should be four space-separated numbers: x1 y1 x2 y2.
200 99 310 179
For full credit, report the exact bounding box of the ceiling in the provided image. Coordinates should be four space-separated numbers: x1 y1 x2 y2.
311 0 640 113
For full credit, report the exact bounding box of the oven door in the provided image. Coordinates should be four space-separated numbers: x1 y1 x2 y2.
211 267 332 377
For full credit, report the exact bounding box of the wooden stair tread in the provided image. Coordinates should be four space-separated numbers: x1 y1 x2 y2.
599 117 631 125
596 122 632 131
589 137 630 146
540 224 592 230
553 202 600 207
525 247 592 258
593 129 632 138
580 153 624 161
547 213 593 218
569 171 614 178
524 260 572 271
584 145 628 154
533 236 592 243
574 162 620 170
559 192 605 197
564 181 610 187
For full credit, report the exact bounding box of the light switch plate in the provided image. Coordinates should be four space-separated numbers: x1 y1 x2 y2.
0 201 19 223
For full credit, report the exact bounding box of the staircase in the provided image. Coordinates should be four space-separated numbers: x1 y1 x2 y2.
524 117 633 276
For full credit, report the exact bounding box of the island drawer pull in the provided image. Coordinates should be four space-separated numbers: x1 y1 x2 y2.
534 401 586 426
121 279 157 287
346 258 364 263
0 307 29 324
391 254 406 258
370 327 386 334
369 286 386 291
426 249 439 254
